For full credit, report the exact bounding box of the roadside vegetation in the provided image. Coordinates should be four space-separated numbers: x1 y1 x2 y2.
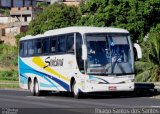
135 24 160 82
0 70 18 81
0 8 10 16
0 44 18 68
0 0 159 86
0 43 18 88
0 70 19 88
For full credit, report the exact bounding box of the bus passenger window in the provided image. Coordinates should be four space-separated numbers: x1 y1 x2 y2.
57 35 66 53
23 41 28 56
35 39 42 54
50 38 56 53
19 42 23 57
66 34 74 53
76 33 84 73
28 41 34 56
42 38 49 54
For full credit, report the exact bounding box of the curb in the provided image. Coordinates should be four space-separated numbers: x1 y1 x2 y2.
0 88 28 91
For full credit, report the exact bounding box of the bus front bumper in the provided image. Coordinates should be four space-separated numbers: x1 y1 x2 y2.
83 82 134 93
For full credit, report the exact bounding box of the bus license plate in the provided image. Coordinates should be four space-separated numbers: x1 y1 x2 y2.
108 86 117 90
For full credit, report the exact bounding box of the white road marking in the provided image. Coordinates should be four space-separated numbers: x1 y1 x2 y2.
150 106 160 108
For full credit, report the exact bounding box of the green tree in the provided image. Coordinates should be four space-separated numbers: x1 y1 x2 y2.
135 24 160 82
78 0 160 42
28 3 81 35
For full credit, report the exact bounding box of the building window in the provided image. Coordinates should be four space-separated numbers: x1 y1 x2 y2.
19 41 23 57
35 39 42 55
28 40 34 56
42 38 50 54
23 41 28 56
50 37 57 53
66 34 74 53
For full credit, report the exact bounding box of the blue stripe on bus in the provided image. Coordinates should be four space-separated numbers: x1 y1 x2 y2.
19 58 70 91
40 82 56 88
20 74 28 84
20 74 27 79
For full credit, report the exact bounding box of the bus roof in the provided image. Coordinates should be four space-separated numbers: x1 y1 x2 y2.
20 26 129 41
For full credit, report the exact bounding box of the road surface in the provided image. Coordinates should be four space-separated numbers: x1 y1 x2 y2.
0 89 160 114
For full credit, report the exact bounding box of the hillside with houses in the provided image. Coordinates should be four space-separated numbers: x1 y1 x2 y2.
0 0 83 84
0 0 81 46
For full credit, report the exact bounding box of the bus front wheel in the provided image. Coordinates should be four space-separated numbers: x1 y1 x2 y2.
72 81 82 99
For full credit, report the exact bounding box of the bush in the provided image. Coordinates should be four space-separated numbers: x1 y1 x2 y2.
0 44 18 67
0 70 18 81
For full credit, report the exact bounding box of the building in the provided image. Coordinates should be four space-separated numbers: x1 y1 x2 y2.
36 0 82 6
0 6 42 46
62 0 81 6
0 0 36 8
36 0 51 4
10 6 42 23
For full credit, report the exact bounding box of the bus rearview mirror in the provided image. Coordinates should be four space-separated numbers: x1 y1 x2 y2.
134 43 142 60
82 44 87 60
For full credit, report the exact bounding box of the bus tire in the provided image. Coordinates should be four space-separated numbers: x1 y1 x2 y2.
29 80 35 96
72 81 81 99
34 79 41 96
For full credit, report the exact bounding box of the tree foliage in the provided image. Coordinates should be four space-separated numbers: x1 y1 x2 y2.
79 0 160 42
27 3 81 35
135 24 160 82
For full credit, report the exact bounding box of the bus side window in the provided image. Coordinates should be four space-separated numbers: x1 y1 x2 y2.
57 35 66 53
42 38 49 54
76 33 84 73
23 41 28 56
19 41 23 57
35 39 42 55
50 37 57 53
66 34 74 53
28 40 34 56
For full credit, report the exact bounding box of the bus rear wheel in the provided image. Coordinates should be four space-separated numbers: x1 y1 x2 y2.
72 81 82 99
34 79 41 96
29 80 35 96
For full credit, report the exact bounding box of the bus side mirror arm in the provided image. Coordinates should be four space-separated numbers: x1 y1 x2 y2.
82 44 87 60
134 43 142 60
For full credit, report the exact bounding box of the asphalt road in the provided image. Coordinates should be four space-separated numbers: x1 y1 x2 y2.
0 89 160 114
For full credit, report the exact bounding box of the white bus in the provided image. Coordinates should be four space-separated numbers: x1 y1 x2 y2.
18 26 142 98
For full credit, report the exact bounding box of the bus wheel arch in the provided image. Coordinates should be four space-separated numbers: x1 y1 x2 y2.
70 77 75 92
70 77 82 99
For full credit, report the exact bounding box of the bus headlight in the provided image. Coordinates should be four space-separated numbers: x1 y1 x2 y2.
87 79 107 84
125 79 134 83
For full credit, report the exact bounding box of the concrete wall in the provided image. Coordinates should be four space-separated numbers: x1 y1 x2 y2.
11 16 32 23
0 17 11 24
51 0 63 4
5 26 20 36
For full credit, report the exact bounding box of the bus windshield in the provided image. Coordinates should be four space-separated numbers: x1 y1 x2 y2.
86 33 134 76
